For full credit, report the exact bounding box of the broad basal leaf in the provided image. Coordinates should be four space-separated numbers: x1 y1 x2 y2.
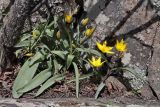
17 69 52 93
12 60 39 98
36 74 64 96
29 51 44 66
95 82 105 99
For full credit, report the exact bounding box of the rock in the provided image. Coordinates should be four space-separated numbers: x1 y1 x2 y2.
84 0 98 12
105 76 127 94
149 0 160 9
95 12 110 25
84 0 154 92
140 84 156 100
123 65 147 90
0 98 160 107
148 25 160 99
0 0 10 12
121 53 132 66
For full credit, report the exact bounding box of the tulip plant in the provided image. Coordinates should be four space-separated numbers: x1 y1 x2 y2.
13 13 136 99
13 14 103 98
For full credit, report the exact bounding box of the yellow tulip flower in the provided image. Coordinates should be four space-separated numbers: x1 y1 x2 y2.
85 27 95 37
89 56 104 68
115 39 127 52
65 14 72 24
96 41 114 54
81 18 89 26
56 30 61 39
32 30 40 39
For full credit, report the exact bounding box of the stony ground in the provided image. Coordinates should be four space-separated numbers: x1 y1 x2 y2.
0 98 160 107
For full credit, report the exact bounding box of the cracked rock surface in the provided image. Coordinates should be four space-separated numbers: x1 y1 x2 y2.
85 0 160 99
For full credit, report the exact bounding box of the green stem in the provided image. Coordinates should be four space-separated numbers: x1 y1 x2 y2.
65 27 72 54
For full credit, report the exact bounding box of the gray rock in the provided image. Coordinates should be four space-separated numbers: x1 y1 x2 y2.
148 28 160 99
86 0 154 91
0 98 160 107
123 65 147 90
121 53 132 66
149 0 160 9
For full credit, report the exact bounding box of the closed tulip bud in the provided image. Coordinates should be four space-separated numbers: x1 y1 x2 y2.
85 27 95 37
32 30 40 39
65 14 72 24
81 18 89 26
56 30 61 39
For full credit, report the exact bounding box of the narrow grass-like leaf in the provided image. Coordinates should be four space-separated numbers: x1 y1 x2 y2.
51 50 67 59
12 60 39 98
95 82 105 99
47 58 52 69
17 69 52 93
72 62 80 98
36 74 65 96
53 59 62 74
20 34 31 41
67 72 94 83
14 40 31 47
76 48 105 58
66 54 74 69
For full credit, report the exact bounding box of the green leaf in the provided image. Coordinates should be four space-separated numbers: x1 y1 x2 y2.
67 72 94 83
62 39 69 49
95 82 105 99
53 59 62 74
45 29 54 37
14 40 32 48
12 60 39 98
20 34 31 41
51 50 67 59
38 43 51 51
15 49 23 58
72 62 80 98
18 69 52 93
47 58 52 69
66 54 75 69
76 48 104 58
29 51 43 66
36 74 64 96
47 16 58 28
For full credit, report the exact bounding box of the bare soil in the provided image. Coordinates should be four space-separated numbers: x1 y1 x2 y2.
0 65 141 100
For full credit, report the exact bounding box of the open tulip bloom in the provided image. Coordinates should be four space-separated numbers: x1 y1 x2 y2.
89 56 105 68
96 41 114 54
115 39 127 52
